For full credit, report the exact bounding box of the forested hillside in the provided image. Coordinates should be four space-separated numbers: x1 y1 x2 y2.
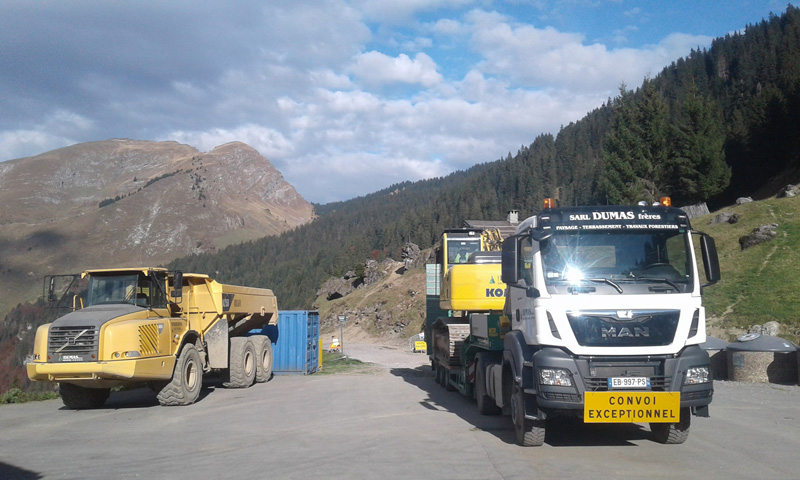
170 6 800 308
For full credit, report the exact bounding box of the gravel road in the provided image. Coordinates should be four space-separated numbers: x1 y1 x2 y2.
2 343 799 480
341 342 430 369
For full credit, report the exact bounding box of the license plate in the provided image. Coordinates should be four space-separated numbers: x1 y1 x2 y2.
608 376 650 389
585 392 680 423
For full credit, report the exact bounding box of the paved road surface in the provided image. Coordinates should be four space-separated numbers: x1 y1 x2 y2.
1 344 798 479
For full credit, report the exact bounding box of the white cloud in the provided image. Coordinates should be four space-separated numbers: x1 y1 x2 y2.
0 110 93 160
164 125 293 159
467 12 710 96
350 51 443 87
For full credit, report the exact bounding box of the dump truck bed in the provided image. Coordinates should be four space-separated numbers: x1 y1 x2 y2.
179 273 278 336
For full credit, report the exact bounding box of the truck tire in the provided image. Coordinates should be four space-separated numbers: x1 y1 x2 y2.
435 361 444 387
651 407 691 444
475 356 501 415
436 361 456 391
253 335 274 383
59 383 110 409
224 337 256 388
157 343 203 406
511 383 545 446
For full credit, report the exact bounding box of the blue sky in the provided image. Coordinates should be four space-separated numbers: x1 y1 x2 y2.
0 1 787 203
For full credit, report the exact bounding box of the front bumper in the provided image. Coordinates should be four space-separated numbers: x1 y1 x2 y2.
27 356 175 386
530 346 714 412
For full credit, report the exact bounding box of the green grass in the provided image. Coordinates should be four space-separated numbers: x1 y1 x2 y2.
318 350 375 375
698 196 800 343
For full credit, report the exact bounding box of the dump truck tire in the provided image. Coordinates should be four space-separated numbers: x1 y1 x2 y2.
511 383 545 446
224 337 256 388
59 383 110 409
475 355 501 415
651 407 691 444
253 335 273 383
157 343 203 406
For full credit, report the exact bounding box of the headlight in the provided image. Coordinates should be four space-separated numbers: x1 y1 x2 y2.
539 367 573 386
685 366 710 384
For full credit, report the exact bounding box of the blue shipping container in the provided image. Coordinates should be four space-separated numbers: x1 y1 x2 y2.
251 310 319 375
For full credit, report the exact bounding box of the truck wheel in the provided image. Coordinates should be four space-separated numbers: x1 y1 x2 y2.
511 383 545 446
253 335 274 383
224 337 257 388
437 362 455 391
59 383 110 409
435 361 445 387
651 407 691 444
475 357 501 415
157 343 203 406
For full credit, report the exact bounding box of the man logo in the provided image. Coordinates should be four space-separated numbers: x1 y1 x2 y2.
616 310 634 319
602 326 650 338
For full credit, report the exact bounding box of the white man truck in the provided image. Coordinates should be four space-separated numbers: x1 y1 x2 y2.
27 267 278 409
427 198 720 445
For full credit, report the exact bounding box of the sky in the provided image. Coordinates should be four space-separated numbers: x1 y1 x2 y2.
0 1 788 204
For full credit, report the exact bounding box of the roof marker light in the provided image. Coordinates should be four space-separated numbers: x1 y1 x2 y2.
543 198 555 209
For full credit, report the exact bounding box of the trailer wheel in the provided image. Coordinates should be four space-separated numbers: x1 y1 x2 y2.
436 361 455 391
59 383 110 409
475 356 501 415
434 361 444 387
157 343 203 406
511 383 545 446
253 335 274 383
224 337 257 388
651 407 691 444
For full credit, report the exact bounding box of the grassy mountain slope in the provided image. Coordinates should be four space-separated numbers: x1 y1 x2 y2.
698 194 800 342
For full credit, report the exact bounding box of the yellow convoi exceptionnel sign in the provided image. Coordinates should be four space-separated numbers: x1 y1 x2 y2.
584 392 681 423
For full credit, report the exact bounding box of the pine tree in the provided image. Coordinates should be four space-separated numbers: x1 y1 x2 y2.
600 86 649 204
669 85 731 203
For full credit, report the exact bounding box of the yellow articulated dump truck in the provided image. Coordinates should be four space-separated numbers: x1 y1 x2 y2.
27 267 278 409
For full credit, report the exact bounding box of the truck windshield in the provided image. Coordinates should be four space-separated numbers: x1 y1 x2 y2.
87 274 150 307
540 229 692 294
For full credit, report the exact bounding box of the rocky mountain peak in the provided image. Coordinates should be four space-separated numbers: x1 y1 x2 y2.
0 139 314 316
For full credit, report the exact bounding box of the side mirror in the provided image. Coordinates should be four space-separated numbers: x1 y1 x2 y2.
47 277 57 302
699 234 721 287
501 237 519 284
171 271 183 300
531 228 552 242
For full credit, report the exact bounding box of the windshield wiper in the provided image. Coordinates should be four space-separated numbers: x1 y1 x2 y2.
625 272 681 292
582 278 623 294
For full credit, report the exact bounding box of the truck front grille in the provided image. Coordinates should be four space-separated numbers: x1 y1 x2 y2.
139 323 160 355
48 326 99 362
567 310 680 347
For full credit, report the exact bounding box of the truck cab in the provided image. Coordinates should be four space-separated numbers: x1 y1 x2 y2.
495 198 720 444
